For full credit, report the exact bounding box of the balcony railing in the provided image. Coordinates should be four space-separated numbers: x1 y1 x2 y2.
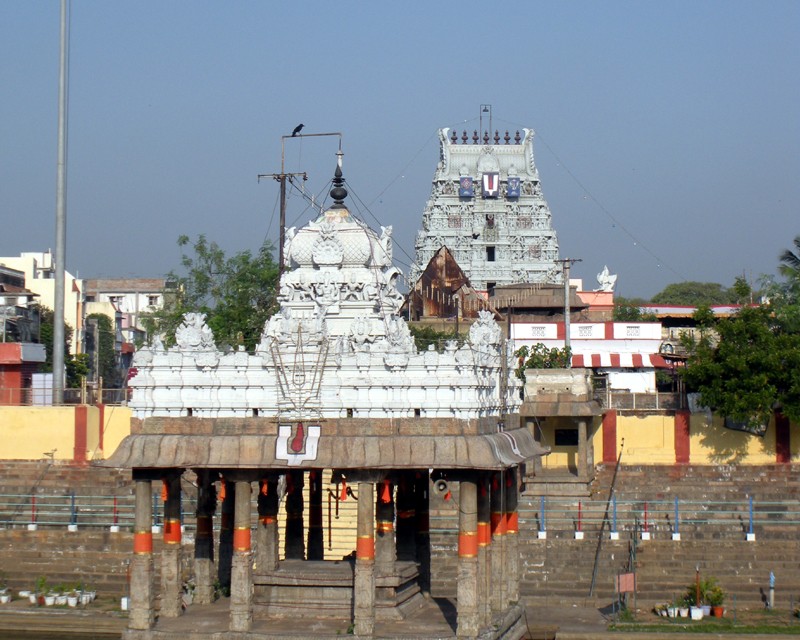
0 387 129 407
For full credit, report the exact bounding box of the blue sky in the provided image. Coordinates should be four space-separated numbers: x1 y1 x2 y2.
1 1 797 298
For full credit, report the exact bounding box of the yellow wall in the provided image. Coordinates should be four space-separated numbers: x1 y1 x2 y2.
100 405 132 459
0 405 133 461
616 414 676 464
0 406 80 460
537 417 582 472
688 412 779 465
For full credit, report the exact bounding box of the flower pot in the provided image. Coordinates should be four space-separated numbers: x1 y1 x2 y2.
80 592 92 605
55 593 67 605
690 606 704 620
67 595 78 607
701 605 711 616
0 593 11 604
711 605 724 617
667 607 678 618
679 607 689 617
120 596 130 611
44 594 56 606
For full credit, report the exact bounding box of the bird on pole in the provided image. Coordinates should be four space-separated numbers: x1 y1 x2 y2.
291 123 304 137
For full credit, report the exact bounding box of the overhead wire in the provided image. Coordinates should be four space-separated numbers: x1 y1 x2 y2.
496 117 687 282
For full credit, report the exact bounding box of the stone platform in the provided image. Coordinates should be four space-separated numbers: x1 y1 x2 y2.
121 598 528 640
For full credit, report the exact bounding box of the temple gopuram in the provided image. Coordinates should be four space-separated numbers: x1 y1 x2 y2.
103 163 546 639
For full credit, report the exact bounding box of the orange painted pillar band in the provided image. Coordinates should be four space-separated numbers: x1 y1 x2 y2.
163 518 182 544
356 535 374 560
477 521 491 547
258 515 277 526
133 531 153 554
458 531 478 558
233 526 251 551
196 516 213 538
491 511 506 535
376 521 394 534
507 511 519 535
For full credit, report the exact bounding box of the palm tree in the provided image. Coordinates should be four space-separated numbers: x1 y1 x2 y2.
779 235 800 296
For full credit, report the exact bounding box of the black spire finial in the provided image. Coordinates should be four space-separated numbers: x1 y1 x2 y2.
330 163 348 208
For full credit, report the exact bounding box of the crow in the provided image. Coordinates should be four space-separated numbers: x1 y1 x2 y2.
291 123 304 137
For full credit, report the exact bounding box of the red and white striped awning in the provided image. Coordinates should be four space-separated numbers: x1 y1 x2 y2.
571 353 671 369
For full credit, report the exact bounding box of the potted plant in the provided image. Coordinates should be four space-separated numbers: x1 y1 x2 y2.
34 576 48 606
0 572 10 604
707 583 726 617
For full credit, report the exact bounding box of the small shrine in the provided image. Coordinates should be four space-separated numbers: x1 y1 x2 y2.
103 161 545 639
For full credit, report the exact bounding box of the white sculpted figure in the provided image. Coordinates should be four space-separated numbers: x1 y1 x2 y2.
175 313 216 351
595 265 617 292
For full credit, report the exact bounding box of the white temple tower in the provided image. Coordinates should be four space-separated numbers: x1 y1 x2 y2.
411 128 562 295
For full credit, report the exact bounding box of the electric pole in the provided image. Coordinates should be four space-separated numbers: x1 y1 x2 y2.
259 132 342 279
557 258 582 368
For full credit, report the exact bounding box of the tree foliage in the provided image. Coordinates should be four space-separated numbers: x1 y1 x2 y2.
681 303 800 428
86 313 120 387
613 296 657 322
514 343 572 379
408 325 465 352
651 281 736 306
38 306 88 387
142 235 280 351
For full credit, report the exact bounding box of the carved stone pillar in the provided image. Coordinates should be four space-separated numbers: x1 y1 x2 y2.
375 479 396 575
477 472 491 626
161 472 183 617
256 477 279 573
307 469 324 560
505 467 520 606
489 471 507 613
129 476 154 630
456 475 479 637
284 470 305 559
230 479 252 632
577 419 590 480
354 481 375 637
218 478 234 590
194 470 216 605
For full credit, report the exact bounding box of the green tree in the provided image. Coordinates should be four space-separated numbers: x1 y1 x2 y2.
681 304 800 428
514 343 572 379
408 325 464 352
86 313 120 387
651 281 736 306
613 296 657 322
142 235 280 350
778 235 800 299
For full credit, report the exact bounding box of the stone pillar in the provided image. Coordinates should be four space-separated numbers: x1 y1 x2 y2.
230 480 253 632
130 476 154 630
284 470 305 559
218 479 235 590
489 471 507 613
354 481 375 637
457 475 479 637
194 470 216 605
577 419 589 480
477 473 491 626
161 473 183 617
505 467 520 606
395 473 416 561
527 418 543 475
375 479 396 575
256 477 279 573
307 469 324 560
414 472 431 594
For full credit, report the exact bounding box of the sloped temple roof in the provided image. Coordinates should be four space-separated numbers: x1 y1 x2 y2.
101 427 545 471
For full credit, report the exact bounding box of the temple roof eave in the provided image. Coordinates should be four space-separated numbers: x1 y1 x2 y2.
97 428 548 471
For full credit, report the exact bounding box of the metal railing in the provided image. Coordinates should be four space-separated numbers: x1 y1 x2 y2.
517 496 800 539
0 387 129 407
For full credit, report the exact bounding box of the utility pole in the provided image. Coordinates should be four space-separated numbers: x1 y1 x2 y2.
53 0 69 404
259 132 342 279
556 258 582 368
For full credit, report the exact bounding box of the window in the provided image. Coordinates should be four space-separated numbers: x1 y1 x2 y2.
554 429 579 446
486 246 496 262
578 325 593 338
148 295 159 306
531 326 546 338
487 282 496 296
626 326 641 338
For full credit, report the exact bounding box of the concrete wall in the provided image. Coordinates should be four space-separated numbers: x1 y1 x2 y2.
0 405 132 461
534 411 799 471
